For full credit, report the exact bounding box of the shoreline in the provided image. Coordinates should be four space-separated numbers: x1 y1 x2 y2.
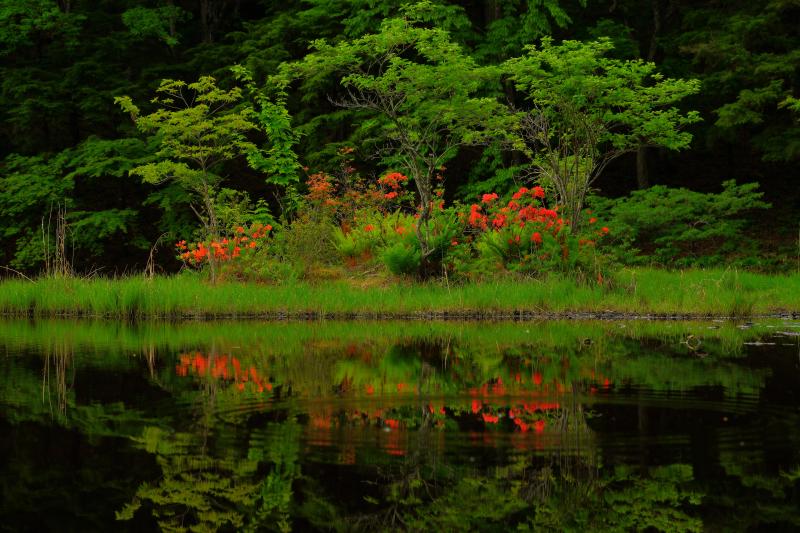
1 309 798 321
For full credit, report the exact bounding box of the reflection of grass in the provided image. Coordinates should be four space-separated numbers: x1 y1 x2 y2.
0 317 779 358
0 268 798 318
0 318 780 400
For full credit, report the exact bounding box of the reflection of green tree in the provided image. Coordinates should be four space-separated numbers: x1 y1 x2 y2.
0 344 156 437
709 450 800 531
298 429 703 532
118 418 301 532
248 422 302 532
525 464 702 532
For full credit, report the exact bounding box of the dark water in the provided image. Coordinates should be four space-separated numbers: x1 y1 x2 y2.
0 319 799 532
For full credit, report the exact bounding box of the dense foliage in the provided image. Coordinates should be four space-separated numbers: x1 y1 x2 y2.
1 0 797 275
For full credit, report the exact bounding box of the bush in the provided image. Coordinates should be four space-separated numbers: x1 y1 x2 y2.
380 241 421 275
282 213 339 269
589 181 770 267
456 187 609 279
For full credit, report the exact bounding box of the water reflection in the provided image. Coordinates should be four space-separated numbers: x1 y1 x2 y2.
0 319 798 531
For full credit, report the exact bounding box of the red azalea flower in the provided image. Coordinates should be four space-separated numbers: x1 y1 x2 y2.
492 213 507 228
481 193 499 204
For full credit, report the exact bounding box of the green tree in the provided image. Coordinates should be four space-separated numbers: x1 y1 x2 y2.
121 3 188 48
505 37 701 231
676 0 800 163
0 137 153 271
116 76 260 281
474 0 586 62
280 4 514 266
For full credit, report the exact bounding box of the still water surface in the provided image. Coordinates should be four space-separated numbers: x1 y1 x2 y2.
0 319 798 531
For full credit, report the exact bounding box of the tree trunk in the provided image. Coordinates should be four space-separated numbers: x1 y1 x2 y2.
483 0 502 29
636 146 650 189
634 1 662 189
201 179 218 284
414 177 432 255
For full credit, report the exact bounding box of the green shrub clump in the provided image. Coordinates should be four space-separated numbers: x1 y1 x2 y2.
590 181 770 267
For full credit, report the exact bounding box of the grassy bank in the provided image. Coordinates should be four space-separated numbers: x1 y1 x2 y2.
0 268 798 319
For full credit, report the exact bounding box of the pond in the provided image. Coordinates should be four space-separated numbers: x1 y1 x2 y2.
0 319 798 531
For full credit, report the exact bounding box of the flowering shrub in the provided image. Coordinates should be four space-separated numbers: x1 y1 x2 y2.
331 170 422 272
333 173 461 276
453 186 609 277
331 175 608 278
173 154 610 281
175 223 272 266
333 210 418 271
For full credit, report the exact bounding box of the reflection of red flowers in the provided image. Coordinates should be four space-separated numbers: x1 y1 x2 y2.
482 413 499 424
534 420 546 433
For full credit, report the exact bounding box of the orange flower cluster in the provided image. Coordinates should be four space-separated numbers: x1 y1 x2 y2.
175 223 272 265
307 172 335 203
378 171 408 190
378 171 409 200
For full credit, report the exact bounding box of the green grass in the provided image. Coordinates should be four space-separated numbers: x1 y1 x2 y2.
0 268 798 319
